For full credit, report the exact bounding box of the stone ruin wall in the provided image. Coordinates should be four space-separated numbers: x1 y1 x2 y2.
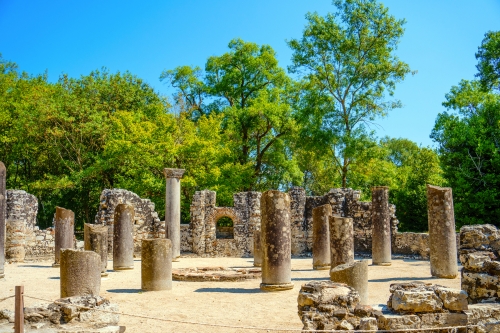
4 187 443 260
185 187 414 257
94 188 164 253
459 224 500 304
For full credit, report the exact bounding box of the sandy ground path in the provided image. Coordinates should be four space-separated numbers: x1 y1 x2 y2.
0 256 461 333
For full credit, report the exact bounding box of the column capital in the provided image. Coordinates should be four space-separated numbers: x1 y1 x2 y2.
163 168 185 179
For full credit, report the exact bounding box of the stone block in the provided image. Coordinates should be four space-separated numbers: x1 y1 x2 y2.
377 314 421 330
359 317 377 330
391 290 443 313
420 312 468 328
435 287 468 311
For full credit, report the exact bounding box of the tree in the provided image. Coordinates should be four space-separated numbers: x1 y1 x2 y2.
431 79 500 228
162 39 301 190
288 0 412 187
476 31 500 91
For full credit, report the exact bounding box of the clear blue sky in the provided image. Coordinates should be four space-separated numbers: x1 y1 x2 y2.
1 1 499 147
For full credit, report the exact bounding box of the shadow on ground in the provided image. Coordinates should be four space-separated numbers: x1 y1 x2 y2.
107 289 143 294
194 287 261 294
19 265 52 268
369 276 434 283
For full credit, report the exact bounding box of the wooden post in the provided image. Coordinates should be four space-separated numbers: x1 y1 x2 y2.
15 285 23 333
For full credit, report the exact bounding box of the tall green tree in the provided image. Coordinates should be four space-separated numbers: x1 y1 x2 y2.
162 39 301 191
431 79 500 228
288 0 412 187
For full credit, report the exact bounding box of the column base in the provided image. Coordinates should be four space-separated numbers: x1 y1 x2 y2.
52 263 60 267
372 261 391 266
313 264 331 270
253 263 262 267
101 272 109 277
260 282 294 292
113 266 134 271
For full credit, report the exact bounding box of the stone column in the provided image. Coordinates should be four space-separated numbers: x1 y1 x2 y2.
312 204 332 270
253 229 262 267
371 186 392 266
53 207 74 267
0 162 5 279
84 224 109 277
113 204 134 270
260 190 293 291
329 216 354 268
60 249 101 298
5 220 25 262
164 168 185 261
141 239 172 291
427 184 458 278
330 260 369 305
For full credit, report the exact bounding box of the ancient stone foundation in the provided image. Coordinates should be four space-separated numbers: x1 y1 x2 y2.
298 281 498 331
460 224 500 304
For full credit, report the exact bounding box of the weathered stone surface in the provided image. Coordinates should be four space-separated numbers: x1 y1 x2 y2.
53 207 75 267
391 290 443 313
60 249 101 298
330 260 368 305
253 229 262 267
0 161 5 279
371 186 392 265
377 313 421 330
460 224 500 304
297 281 360 331
359 317 377 330
427 184 458 278
113 204 134 270
312 204 331 270
141 238 172 291
435 287 468 311
460 224 500 251
466 304 500 332
164 168 185 260
420 312 468 328
260 190 293 291
329 216 354 268
172 266 261 282
84 224 108 275
95 188 163 254
5 219 26 261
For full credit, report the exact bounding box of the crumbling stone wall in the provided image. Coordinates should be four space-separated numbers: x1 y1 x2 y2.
186 187 400 257
460 224 500 304
94 189 163 253
298 281 499 331
188 190 261 257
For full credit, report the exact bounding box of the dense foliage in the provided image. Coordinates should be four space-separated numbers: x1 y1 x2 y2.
431 31 500 228
4 1 494 232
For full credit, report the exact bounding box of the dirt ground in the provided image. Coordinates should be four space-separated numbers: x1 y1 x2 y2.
0 256 461 333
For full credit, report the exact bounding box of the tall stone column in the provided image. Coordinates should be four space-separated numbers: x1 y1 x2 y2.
60 249 101 298
164 168 185 261
0 162 5 279
329 216 354 268
53 207 74 267
141 239 172 291
260 190 293 291
371 186 392 266
253 229 262 267
427 185 458 278
312 204 332 270
113 204 134 270
84 224 109 277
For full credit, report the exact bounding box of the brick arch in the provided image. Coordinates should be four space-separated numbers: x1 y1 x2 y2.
206 207 240 227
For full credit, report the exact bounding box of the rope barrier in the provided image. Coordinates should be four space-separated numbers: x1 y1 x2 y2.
23 294 476 332
0 295 15 302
